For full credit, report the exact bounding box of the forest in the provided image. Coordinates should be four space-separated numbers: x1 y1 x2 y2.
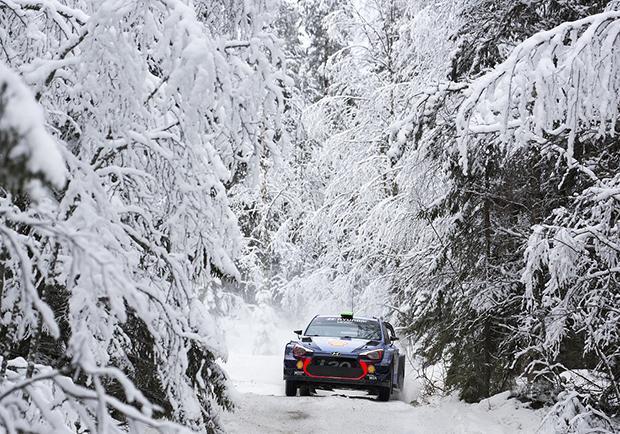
0 0 618 433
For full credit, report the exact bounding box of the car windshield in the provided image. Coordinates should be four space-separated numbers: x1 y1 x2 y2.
305 317 382 340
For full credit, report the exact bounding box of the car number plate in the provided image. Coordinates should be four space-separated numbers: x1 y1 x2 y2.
312 357 358 368
315 359 352 368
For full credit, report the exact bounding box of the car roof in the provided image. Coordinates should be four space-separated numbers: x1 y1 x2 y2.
313 314 380 322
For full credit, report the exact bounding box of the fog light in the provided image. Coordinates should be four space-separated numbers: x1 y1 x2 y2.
368 364 376 374
296 360 304 370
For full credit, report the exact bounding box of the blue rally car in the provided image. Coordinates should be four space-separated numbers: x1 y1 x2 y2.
283 312 405 401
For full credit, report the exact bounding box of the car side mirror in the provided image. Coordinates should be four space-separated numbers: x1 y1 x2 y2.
293 329 303 336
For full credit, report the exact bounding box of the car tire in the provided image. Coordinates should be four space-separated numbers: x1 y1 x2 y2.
377 386 391 401
285 380 297 397
299 384 311 396
377 366 393 402
397 355 405 390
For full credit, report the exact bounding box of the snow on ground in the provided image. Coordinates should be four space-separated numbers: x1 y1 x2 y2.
220 352 545 434
217 308 547 434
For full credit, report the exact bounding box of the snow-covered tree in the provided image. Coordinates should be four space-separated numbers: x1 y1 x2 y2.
0 0 288 431
394 2 619 427
457 9 620 425
275 0 462 320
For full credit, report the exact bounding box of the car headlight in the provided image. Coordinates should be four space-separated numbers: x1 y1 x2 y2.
292 344 314 358
360 349 383 361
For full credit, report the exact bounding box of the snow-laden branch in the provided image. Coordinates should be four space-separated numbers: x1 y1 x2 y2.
457 11 620 174
0 0 288 431
1 0 88 24
0 62 65 187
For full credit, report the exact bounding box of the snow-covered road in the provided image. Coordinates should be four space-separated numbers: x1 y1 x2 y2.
219 353 545 434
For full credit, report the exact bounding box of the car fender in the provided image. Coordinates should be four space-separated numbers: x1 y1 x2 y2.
380 347 397 366
382 348 402 386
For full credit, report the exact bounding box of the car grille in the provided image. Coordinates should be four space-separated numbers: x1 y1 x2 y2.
306 357 364 379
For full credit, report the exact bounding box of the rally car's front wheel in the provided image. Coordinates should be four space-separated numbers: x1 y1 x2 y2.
285 380 297 396
376 366 393 401
377 386 391 401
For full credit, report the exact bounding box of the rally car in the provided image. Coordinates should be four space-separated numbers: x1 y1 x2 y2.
283 312 405 401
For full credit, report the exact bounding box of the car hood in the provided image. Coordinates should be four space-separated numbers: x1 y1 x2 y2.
304 336 380 354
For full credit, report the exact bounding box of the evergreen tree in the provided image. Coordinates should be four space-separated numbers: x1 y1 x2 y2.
399 2 619 429
0 1 287 431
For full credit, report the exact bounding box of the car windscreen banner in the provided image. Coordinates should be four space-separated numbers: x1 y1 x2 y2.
305 317 382 340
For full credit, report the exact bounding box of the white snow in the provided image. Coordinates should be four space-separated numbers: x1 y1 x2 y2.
219 312 547 434
0 62 66 187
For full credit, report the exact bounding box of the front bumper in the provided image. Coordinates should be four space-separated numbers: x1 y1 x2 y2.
283 355 391 389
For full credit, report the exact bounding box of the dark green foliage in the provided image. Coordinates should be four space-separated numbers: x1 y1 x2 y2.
299 0 347 100
450 0 609 81
0 83 48 196
118 310 173 417
107 310 232 431
0 86 229 428
516 132 620 414
405 124 614 403
0 83 64 375
397 0 620 409
407 142 572 401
